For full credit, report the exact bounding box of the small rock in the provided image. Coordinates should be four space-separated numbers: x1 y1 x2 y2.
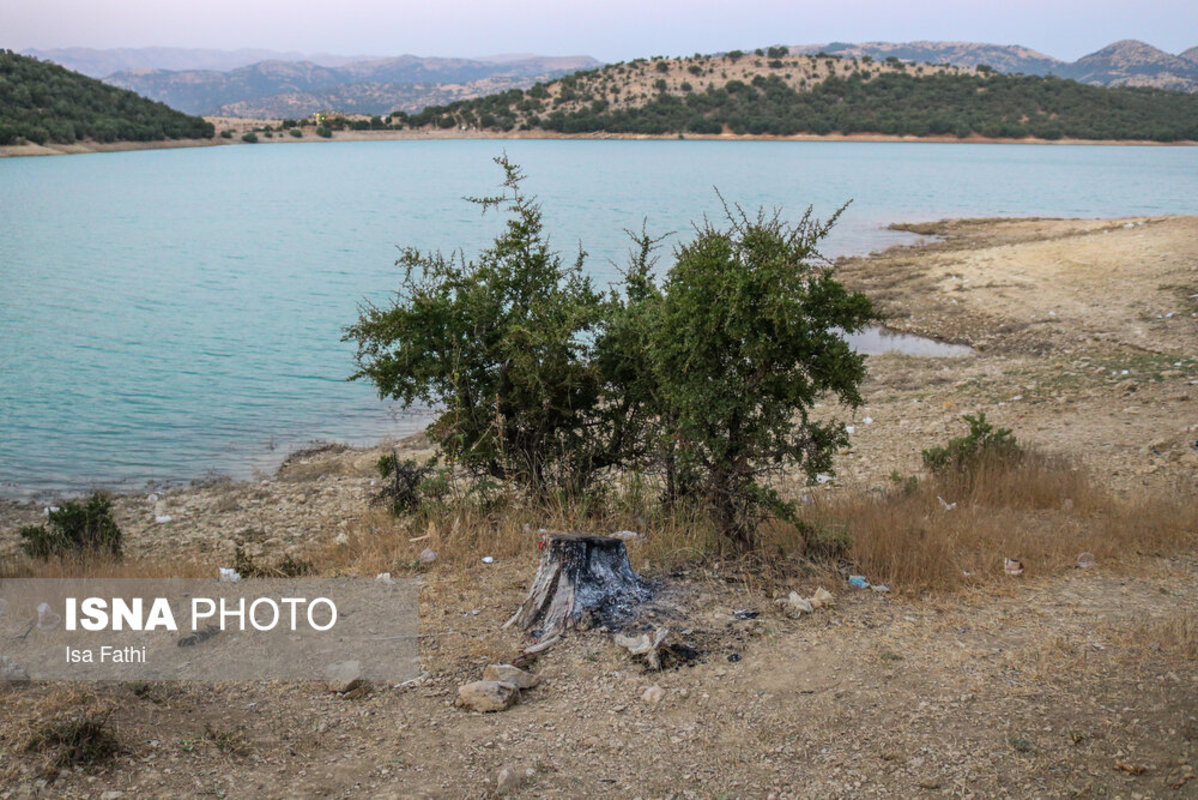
457 680 518 712
101 792 125 800
483 663 540 689
418 548 437 563
325 660 363 694
642 685 666 706
496 765 524 794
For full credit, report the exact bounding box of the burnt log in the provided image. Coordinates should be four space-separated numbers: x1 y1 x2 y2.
504 534 650 637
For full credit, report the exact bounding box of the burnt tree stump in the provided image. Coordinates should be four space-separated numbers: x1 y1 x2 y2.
504 534 650 637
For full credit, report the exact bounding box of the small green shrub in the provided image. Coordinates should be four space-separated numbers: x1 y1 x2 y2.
315 126 332 138
19 491 122 560
241 131 258 143
922 412 1021 474
289 127 303 138
376 453 437 514
219 129 233 139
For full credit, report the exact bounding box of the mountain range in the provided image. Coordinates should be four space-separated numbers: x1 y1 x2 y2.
22 50 602 118
20 40 1197 121
795 40 1198 92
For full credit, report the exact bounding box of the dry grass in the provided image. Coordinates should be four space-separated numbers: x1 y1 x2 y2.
798 449 1196 593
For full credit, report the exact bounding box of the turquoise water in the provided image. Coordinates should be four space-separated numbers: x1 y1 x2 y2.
2 140 1196 498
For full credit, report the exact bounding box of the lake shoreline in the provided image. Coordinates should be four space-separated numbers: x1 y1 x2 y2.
2 213 1193 556
2 126 1195 158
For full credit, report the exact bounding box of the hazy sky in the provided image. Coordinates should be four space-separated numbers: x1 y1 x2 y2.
9 0 1196 62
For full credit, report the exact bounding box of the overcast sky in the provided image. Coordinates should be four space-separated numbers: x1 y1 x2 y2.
8 0 1196 62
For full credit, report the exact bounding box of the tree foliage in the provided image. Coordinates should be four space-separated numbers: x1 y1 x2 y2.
0 50 214 146
346 159 874 544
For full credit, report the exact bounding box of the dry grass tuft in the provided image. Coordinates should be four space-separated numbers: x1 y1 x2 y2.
23 690 122 772
799 449 1195 593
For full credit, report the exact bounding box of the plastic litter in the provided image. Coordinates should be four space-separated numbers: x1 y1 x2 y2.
1076 552 1096 569
815 474 833 484
732 609 759 620
43 506 60 516
1003 558 1024 576
418 548 437 563
218 567 241 582
482 556 494 564
871 584 891 593
937 496 957 511
375 572 395 584
863 417 873 425
147 493 158 503
155 514 172 524
37 602 61 630
845 425 856 434
848 575 869 589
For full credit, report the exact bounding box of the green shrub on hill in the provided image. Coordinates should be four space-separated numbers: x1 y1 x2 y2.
0 50 214 145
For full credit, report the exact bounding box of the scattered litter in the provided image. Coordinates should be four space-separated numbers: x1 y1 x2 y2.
962 570 975 577
375 572 395 584
727 653 741 663
147 493 158 503
732 609 759 620
218 567 241 582
815 474 833 484
1003 558 1024 576
154 514 172 524
614 627 670 670
393 671 430 689
863 417 873 425
1076 552 1096 570
611 530 643 541
777 586 836 617
334 532 349 546
778 592 814 615
418 548 437 563
1011 395 1023 401
848 575 870 589
1121 369 1130 376
810 587 835 608
845 425 856 434
800 495 812 504
871 584 891 594
937 496 957 511
43 506 60 515
36 602 60 629
482 556 494 564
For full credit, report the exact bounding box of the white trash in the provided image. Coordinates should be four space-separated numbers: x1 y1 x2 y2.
37 601 61 629
418 548 437 563
375 572 395 584
482 556 494 564
155 514 172 524
218 568 241 582
1077 552 1097 569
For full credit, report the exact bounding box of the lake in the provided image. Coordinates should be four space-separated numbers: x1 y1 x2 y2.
2 140 1196 498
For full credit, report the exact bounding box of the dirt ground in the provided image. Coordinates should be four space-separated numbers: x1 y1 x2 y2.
0 216 1195 799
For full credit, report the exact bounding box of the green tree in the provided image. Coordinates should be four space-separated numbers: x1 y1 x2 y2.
648 203 875 544
344 156 611 494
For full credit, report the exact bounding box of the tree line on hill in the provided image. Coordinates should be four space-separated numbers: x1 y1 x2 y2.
399 69 1198 142
0 51 214 146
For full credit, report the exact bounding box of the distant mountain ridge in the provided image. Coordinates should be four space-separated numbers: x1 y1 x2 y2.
794 40 1198 92
85 53 601 117
21 47 384 76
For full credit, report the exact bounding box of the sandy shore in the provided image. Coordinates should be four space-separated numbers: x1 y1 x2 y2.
2 126 1194 158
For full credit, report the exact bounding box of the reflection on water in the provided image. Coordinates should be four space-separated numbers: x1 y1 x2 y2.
846 326 973 357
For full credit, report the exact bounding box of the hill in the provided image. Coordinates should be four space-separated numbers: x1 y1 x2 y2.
0 51 214 146
102 54 602 117
1056 39 1198 92
398 51 1198 141
792 40 1198 92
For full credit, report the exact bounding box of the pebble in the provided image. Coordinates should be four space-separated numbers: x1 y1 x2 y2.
642 685 666 706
